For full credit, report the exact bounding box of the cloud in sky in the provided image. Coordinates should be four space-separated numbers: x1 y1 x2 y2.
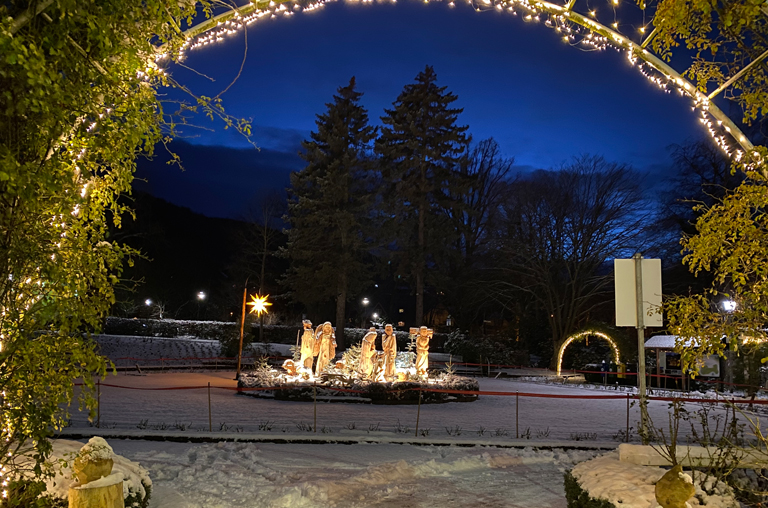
183 124 309 153
135 139 303 219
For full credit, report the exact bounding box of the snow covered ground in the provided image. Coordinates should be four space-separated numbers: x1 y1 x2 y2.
58 370 768 507
92 335 291 368
93 335 456 369
65 372 765 443
102 439 599 508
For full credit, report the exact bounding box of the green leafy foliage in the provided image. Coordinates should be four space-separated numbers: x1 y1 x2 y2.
664 150 768 373
0 0 248 500
650 0 768 124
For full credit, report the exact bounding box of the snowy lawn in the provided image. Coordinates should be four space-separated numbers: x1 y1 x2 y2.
101 439 599 508
93 335 455 369
64 372 765 443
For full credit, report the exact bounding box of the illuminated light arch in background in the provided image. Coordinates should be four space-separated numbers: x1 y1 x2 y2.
556 330 620 376
155 0 761 163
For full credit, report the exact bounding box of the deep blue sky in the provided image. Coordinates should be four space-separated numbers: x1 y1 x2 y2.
137 1 703 219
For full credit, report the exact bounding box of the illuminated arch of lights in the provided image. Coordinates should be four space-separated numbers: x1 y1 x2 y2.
152 0 760 164
556 330 620 376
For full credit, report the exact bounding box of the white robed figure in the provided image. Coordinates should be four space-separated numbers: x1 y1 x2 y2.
358 327 378 379
415 326 432 377
382 324 397 381
313 321 336 376
299 320 315 370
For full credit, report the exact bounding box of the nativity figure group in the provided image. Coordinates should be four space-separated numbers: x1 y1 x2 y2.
289 320 433 381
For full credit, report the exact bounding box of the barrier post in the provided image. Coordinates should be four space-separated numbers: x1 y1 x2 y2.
515 391 519 439
414 388 422 437
208 382 212 432
626 393 630 442
313 383 317 433
97 379 101 429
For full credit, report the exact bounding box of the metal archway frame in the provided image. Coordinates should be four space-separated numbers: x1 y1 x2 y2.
164 0 756 160
556 330 621 376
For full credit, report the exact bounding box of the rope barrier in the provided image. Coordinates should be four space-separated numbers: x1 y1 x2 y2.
113 355 290 361
77 381 768 404
101 354 768 393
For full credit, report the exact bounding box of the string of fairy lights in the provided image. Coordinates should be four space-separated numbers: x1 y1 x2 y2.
556 330 621 375
153 0 758 166
0 40 171 505
0 0 762 500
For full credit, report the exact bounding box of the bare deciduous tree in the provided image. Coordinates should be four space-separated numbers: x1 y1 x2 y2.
488 155 653 366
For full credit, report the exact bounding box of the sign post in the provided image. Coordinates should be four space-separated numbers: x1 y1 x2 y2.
633 253 648 439
615 254 662 442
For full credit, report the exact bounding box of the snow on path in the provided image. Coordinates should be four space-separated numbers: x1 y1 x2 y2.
66 371 765 443
106 439 599 508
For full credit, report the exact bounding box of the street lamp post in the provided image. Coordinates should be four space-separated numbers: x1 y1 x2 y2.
236 281 272 380
196 291 206 320
236 280 248 379
361 297 370 327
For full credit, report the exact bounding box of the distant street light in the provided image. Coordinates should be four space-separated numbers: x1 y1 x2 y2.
372 313 379 320
144 299 152 306
197 291 206 301
723 300 737 312
362 297 370 306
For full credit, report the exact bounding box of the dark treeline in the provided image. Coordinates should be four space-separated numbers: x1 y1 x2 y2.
117 66 738 368
281 65 658 367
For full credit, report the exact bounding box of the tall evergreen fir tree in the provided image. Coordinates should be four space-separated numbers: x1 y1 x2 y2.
376 66 470 326
283 78 376 349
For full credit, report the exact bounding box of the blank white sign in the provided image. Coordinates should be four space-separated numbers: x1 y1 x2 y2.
614 258 663 327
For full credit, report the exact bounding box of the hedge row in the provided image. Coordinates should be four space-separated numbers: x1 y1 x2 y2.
102 317 448 352
563 471 615 508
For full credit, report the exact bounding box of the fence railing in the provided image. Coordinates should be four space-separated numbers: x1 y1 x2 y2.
74 379 768 443
105 355 768 394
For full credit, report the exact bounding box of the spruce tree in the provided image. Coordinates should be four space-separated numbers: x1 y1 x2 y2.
376 66 470 326
283 78 376 349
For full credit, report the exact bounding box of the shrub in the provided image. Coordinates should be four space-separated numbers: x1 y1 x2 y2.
444 330 528 365
0 479 66 508
563 471 615 508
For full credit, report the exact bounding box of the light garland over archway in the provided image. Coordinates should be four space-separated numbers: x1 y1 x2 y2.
556 330 620 376
154 0 761 164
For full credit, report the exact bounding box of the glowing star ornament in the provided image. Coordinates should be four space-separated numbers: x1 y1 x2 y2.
247 294 272 316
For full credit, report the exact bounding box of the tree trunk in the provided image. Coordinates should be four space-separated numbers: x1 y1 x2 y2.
415 268 424 326
415 198 425 326
335 271 347 351
69 478 124 508
550 337 564 371
548 318 566 371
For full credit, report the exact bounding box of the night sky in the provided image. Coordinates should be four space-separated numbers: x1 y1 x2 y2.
136 1 703 219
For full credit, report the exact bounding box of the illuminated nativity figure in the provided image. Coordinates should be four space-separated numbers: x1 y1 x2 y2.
359 327 378 379
413 326 433 377
382 323 397 381
313 321 337 376
299 319 315 370
248 320 481 404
